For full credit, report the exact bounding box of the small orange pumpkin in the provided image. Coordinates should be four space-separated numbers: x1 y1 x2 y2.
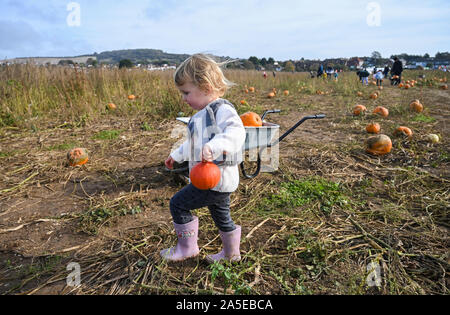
67 148 89 166
373 106 389 117
409 100 423 113
366 122 381 134
440 84 448 90
398 83 404 88
267 92 275 98
107 103 116 110
365 134 392 155
357 91 363 97
240 111 262 127
190 161 221 190
249 87 255 92
353 104 367 116
394 126 413 138
128 94 136 100
370 92 378 100
404 84 410 89
283 90 289 96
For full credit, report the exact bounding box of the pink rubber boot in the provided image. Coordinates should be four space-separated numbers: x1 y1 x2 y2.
160 216 200 262
206 225 241 263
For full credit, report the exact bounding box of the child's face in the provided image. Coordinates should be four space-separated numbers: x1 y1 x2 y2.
177 82 216 110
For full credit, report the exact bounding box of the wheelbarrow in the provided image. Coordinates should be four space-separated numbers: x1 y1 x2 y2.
169 110 325 179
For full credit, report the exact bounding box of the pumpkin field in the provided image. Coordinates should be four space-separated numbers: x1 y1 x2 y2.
0 64 448 295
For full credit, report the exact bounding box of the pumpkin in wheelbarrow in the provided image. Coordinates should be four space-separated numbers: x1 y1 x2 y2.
190 161 221 190
240 111 262 127
67 148 89 166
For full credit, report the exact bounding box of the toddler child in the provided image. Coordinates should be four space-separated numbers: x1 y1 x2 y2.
162 54 246 263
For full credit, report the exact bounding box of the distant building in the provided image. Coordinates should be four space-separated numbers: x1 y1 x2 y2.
0 56 97 65
346 57 364 69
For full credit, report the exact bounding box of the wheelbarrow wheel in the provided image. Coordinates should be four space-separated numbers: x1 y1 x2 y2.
240 151 261 179
166 161 190 185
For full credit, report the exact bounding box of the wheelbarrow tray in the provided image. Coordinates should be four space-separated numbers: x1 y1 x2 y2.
176 117 280 151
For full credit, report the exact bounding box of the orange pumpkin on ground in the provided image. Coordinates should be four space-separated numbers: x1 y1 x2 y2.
398 83 404 88
404 84 410 89
283 90 289 96
365 134 392 155
249 87 255 92
366 123 381 134
357 91 363 97
394 126 413 138
190 161 221 190
370 92 378 100
267 92 275 98
128 94 136 100
353 104 367 116
440 84 448 90
107 103 116 110
409 100 423 113
67 148 89 166
373 106 389 117
240 111 263 127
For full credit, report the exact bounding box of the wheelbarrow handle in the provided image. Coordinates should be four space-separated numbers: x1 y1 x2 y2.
270 113 326 146
261 109 281 121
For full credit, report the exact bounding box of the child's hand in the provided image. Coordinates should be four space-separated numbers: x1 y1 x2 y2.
165 156 175 169
202 144 213 162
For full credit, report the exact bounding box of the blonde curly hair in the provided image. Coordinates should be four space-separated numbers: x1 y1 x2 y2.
174 53 235 97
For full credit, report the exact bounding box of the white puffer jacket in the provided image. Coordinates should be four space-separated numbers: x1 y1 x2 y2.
170 98 246 193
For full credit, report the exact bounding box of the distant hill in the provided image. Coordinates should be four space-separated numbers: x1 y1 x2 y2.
93 49 191 65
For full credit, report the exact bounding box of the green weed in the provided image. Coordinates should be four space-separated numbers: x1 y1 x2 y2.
262 177 349 215
210 261 252 295
92 129 122 140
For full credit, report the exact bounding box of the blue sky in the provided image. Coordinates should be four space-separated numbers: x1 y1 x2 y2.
1 0 449 60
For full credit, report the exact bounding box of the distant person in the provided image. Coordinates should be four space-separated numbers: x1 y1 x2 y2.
391 57 403 85
326 66 333 81
317 64 324 78
263 71 267 79
383 65 390 78
356 70 362 82
310 71 315 78
272 71 276 77
360 68 370 86
374 69 384 86
334 70 339 82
